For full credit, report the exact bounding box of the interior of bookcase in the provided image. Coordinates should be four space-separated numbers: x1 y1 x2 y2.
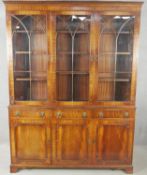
11 14 134 102
56 15 90 101
97 16 134 101
12 15 48 101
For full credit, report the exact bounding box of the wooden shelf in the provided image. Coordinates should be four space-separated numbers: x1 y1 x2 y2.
14 70 30 73
14 71 47 73
13 30 46 34
99 78 130 82
56 71 89 75
15 78 30 81
57 30 89 34
98 72 132 74
15 51 30 54
103 31 131 35
100 52 131 55
117 52 131 55
57 51 89 55
16 78 47 81
15 51 48 55
116 72 132 74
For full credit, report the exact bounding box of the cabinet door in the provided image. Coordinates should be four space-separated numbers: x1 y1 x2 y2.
10 118 50 164
11 15 48 101
54 118 90 164
95 119 134 164
53 13 95 102
96 15 135 101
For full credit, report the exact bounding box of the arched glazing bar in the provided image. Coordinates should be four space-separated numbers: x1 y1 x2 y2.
114 16 134 101
12 15 48 101
12 15 32 100
97 15 134 101
56 15 90 101
97 16 117 101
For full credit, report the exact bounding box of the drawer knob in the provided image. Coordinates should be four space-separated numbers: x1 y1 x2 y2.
40 112 45 118
15 111 21 117
56 112 62 119
82 112 87 119
124 112 129 118
98 112 104 118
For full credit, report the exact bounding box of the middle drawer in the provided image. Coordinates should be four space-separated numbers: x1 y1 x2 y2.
53 109 91 119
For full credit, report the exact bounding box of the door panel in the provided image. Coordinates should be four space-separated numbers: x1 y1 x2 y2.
10 118 50 164
16 124 46 160
54 119 89 164
95 119 134 164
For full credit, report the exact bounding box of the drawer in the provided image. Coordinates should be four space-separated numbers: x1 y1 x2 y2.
54 109 91 119
9 108 52 119
93 108 135 119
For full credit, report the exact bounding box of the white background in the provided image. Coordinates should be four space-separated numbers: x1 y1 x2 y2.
0 0 147 146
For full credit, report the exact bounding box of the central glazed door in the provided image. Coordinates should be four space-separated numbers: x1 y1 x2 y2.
48 12 96 104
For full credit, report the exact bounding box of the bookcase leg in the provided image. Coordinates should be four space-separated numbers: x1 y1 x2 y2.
124 166 133 174
10 166 18 173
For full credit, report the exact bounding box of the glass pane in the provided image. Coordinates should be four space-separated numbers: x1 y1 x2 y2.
115 72 131 101
14 72 30 101
56 15 90 101
74 54 89 71
73 74 89 101
12 15 48 101
56 74 72 101
14 81 30 101
97 16 134 101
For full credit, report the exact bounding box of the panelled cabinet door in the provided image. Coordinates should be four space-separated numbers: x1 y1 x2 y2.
95 119 134 164
10 119 50 164
54 119 90 164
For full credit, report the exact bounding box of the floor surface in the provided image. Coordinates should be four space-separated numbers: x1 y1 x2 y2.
0 144 147 175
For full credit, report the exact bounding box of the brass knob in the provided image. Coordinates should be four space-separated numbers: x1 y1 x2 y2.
82 112 87 119
124 112 129 118
15 111 21 117
98 112 104 118
40 112 45 118
56 112 62 119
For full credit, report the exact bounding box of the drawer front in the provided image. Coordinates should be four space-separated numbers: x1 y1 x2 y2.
93 108 135 119
54 109 91 119
9 108 52 119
